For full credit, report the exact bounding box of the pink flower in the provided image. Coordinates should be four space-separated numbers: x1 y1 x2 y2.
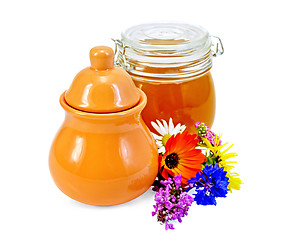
195 122 221 146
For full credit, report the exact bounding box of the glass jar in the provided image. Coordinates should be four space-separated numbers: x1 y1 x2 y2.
114 23 224 133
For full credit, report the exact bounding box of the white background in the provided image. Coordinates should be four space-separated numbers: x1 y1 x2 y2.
0 0 287 239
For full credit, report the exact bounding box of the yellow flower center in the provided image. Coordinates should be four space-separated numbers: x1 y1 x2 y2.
162 134 172 146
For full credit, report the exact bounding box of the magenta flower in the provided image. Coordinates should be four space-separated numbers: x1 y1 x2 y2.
195 122 221 146
152 175 194 230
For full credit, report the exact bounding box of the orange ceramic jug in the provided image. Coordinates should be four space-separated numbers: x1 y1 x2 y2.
49 46 158 206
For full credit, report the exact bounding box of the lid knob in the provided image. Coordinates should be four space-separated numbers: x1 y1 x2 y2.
90 46 114 70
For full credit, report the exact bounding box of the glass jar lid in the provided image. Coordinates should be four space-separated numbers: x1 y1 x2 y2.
114 23 224 82
121 23 209 52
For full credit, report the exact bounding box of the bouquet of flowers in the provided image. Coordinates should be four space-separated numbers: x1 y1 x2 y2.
150 119 243 230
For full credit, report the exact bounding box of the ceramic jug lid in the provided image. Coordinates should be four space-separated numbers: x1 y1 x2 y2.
65 46 140 113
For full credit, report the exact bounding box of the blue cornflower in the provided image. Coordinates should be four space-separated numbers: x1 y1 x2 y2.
186 164 229 206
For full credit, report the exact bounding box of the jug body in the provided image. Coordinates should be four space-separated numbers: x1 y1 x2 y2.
49 91 158 206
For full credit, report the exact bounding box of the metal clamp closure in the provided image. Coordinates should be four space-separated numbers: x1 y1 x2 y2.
211 35 224 57
112 38 130 71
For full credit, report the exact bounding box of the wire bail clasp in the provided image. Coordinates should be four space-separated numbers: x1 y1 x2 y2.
211 36 224 57
112 38 130 71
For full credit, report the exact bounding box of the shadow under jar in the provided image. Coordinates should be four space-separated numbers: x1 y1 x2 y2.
114 23 224 133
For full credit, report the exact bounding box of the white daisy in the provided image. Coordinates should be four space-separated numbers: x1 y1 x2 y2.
151 118 186 154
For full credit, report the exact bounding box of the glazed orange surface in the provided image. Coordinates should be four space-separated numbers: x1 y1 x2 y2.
65 46 140 113
132 72 216 133
49 91 158 206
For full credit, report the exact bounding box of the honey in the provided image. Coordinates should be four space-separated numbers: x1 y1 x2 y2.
131 72 215 133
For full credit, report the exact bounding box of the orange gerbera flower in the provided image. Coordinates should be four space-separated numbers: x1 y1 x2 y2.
159 131 206 184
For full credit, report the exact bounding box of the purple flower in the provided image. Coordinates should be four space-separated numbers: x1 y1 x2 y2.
195 122 221 146
152 175 194 230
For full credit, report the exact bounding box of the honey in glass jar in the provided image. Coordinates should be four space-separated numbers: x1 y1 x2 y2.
114 23 224 133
